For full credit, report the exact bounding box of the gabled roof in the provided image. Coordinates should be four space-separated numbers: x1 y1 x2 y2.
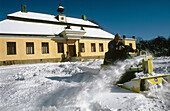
7 11 99 27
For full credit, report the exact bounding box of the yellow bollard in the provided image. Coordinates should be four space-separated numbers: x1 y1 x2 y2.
142 55 153 74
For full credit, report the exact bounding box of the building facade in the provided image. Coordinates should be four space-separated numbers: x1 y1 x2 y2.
0 5 136 65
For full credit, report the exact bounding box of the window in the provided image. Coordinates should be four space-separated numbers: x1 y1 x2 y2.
99 43 104 52
91 43 96 52
58 43 64 53
79 43 85 52
26 42 34 54
7 42 16 55
129 43 133 48
42 42 49 54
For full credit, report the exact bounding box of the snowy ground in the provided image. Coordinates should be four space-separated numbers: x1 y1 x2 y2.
0 56 169 111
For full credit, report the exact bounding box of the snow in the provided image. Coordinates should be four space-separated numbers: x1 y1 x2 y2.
7 11 98 27
0 11 115 39
0 56 169 111
0 19 63 35
0 19 114 39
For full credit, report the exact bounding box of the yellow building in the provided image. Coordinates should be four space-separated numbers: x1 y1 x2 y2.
0 4 136 65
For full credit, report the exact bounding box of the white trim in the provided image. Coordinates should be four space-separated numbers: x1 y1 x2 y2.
0 35 112 41
80 38 111 41
0 35 63 40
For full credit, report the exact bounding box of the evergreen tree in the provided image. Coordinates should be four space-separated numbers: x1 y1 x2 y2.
137 36 169 56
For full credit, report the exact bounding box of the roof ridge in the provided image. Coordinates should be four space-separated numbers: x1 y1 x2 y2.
7 11 98 27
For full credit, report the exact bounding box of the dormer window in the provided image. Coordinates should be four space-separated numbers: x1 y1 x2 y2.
56 15 66 22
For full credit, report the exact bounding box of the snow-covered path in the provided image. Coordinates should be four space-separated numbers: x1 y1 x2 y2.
0 56 170 111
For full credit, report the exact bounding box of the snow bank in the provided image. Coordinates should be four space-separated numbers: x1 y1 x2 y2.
0 56 169 111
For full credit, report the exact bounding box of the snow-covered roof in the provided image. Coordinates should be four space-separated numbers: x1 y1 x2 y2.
0 19 114 39
0 11 115 39
7 11 99 27
122 38 136 41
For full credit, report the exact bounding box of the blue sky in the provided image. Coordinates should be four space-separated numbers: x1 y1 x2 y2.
0 0 170 40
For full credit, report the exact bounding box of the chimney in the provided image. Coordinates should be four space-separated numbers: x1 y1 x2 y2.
82 15 87 20
123 35 126 39
132 36 135 39
21 5 27 13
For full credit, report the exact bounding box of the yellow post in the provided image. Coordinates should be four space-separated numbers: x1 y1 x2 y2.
142 55 153 74
140 51 142 55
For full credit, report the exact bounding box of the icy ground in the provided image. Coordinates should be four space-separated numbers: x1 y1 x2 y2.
0 56 170 111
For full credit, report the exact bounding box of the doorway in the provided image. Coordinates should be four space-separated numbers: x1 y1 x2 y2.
68 45 76 57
